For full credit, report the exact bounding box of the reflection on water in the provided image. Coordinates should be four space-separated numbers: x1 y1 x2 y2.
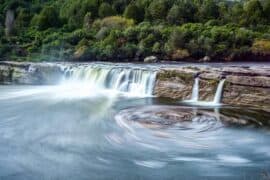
0 85 269 180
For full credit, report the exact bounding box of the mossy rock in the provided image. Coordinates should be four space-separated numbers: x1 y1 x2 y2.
157 70 194 82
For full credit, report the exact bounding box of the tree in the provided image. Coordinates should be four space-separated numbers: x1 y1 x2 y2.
60 0 99 29
244 0 264 25
15 8 32 28
199 0 220 21
218 2 229 23
148 0 170 20
263 0 270 23
98 3 116 18
32 6 61 30
166 2 196 25
124 3 144 23
113 0 130 14
230 3 244 24
167 5 181 25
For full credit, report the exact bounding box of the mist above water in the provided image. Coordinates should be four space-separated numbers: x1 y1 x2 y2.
0 64 269 180
62 64 157 97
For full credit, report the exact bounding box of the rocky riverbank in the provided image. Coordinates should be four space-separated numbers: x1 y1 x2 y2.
0 61 269 109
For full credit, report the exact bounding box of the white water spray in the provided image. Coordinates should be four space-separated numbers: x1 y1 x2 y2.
213 79 226 104
185 77 226 106
63 65 157 96
191 77 199 101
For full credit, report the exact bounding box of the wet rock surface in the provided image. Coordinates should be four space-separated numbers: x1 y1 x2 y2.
115 106 270 130
0 61 269 108
154 65 270 109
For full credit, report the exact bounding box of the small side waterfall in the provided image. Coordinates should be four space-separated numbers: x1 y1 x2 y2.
213 79 226 104
63 65 157 96
186 77 226 105
191 77 199 101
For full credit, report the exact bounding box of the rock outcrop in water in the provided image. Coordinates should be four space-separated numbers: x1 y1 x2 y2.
0 61 269 109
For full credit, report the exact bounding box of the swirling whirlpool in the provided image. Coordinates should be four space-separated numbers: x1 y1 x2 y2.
0 85 270 180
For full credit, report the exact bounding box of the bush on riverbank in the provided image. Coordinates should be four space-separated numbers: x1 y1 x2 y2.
0 0 270 62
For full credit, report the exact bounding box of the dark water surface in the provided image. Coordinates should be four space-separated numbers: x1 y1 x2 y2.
0 85 270 180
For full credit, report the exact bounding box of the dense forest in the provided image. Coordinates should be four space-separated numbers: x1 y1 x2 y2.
0 0 270 62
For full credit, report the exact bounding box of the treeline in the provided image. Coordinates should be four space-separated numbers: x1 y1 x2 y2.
0 0 270 61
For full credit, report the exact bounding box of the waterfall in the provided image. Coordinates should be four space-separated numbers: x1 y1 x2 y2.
63 65 157 96
191 77 199 101
213 79 226 104
185 78 226 106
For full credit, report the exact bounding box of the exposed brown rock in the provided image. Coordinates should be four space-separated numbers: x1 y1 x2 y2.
0 61 269 109
154 65 270 109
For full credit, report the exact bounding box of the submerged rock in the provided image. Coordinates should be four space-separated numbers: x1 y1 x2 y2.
115 106 269 131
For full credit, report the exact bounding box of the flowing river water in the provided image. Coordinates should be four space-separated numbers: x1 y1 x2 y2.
0 63 270 180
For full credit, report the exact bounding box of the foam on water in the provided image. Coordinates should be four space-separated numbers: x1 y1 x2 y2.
63 65 157 97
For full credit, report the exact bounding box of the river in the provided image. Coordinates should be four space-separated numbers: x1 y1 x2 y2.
0 63 269 180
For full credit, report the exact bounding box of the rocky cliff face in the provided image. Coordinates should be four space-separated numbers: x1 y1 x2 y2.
0 61 269 109
154 65 270 109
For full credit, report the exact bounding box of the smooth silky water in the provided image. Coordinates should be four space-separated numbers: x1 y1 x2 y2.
0 64 270 180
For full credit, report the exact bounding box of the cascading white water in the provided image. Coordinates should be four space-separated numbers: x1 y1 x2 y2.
213 79 226 104
185 78 226 106
63 65 157 96
191 77 199 101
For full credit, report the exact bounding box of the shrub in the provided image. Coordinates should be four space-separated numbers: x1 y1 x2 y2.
171 49 190 60
119 43 138 58
139 34 156 49
93 16 134 30
252 39 270 54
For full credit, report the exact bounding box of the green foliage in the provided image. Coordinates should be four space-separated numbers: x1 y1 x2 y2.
0 0 270 61
60 0 99 29
31 6 61 30
148 0 170 20
167 1 196 25
124 3 144 23
244 0 265 26
264 1 270 21
15 8 32 28
98 3 116 18
252 39 270 54
93 16 134 30
198 0 220 21
84 12 93 29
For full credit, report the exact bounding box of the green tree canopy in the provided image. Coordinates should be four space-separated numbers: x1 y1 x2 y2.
98 2 116 18
124 3 144 23
31 6 60 30
244 0 264 25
